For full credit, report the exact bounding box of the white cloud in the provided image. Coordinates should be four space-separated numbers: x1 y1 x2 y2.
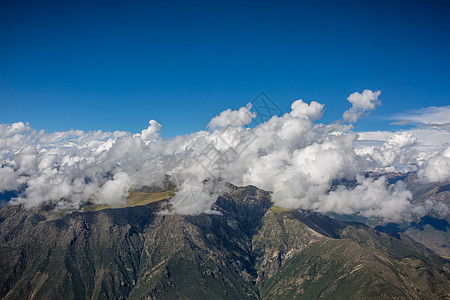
137 120 162 140
317 176 414 221
393 105 450 126
95 172 131 206
207 103 256 129
343 90 381 123
0 91 448 221
356 132 417 170
0 121 33 138
356 104 450 176
419 146 450 182
16 145 39 175
0 166 21 192
290 99 324 121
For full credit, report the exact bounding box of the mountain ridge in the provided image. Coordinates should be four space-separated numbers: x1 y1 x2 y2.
0 184 449 299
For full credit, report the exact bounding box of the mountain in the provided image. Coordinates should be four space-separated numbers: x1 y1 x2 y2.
0 184 449 299
404 176 450 258
328 173 450 258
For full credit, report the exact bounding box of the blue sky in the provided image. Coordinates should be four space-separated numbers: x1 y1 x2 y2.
1 0 449 137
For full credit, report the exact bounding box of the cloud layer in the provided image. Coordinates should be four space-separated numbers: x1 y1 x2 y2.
1 90 448 220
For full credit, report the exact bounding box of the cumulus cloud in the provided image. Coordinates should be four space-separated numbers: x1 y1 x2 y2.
207 103 256 129
317 176 414 221
137 120 162 140
290 99 324 121
0 122 33 138
356 103 449 175
343 90 381 123
95 172 132 205
0 166 21 192
419 146 450 182
0 90 448 221
356 132 417 171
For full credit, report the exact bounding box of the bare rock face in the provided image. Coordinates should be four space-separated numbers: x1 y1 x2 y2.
0 185 449 299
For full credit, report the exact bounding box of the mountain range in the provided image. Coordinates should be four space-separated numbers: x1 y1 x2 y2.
0 183 449 299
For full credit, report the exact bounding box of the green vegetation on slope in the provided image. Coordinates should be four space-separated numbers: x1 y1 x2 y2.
82 190 174 212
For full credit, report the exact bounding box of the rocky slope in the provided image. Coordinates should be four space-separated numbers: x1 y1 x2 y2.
0 185 449 299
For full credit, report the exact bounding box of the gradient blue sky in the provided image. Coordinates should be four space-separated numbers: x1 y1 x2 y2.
1 0 449 136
